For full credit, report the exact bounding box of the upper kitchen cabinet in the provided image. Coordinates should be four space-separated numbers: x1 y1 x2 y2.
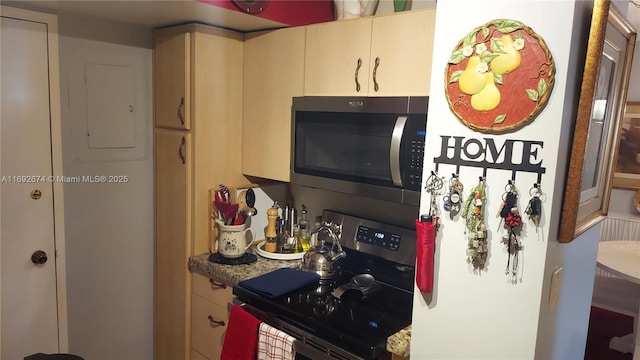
243 27 305 182
304 17 372 96
153 23 244 360
154 31 190 130
369 8 436 96
304 8 436 96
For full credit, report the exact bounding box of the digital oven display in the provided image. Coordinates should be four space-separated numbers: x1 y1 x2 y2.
356 225 400 251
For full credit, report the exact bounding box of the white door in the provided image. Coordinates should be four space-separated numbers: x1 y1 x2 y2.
1 15 60 359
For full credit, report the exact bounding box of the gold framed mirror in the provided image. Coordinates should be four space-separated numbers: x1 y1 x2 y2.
613 101 640 189
558 0 637 243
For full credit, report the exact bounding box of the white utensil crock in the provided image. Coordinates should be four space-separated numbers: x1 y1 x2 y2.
216 220 255 258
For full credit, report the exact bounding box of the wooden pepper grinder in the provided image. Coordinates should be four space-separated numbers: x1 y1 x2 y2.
264 203 279 252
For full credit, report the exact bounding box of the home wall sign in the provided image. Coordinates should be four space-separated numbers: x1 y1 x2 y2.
445 19 555 134
433 135 546 184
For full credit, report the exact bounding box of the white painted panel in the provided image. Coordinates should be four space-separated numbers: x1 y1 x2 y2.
66 39 148 162
85 63 136 149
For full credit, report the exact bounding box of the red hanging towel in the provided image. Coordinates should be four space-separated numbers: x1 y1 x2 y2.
415 218 437 293
221 305 262 360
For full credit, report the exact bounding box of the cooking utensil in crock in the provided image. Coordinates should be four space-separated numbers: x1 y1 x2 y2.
215 200 230 221
224 204 239 225
245 188 256 208
236 190 257 225
300 222 346 279
241 206 257 217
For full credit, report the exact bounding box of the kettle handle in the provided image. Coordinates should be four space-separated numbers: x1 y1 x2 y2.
310 222 346 261
310 222 337 244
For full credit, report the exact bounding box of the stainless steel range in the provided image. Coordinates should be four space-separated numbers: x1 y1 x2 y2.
233 210 416 360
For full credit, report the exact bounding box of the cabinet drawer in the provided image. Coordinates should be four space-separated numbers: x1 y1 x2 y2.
191 294 228 360
192 272 233 306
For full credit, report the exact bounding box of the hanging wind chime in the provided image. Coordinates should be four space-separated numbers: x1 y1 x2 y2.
461 177 488 270
525 183 543 232
443 174 464 220
424 171 445 225
498 180 523 277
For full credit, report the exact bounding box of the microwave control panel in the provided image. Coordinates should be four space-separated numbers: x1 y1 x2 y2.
401 116 426 191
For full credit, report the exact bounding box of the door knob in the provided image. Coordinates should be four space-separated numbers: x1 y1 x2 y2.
31 250 48 264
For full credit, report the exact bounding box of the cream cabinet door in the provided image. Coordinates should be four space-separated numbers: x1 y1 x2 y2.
191 294 229 360
154 31 190 130
192 272 233 307
304 17 373 96
369 9 436 96
243 27 305 182
155 129 192 360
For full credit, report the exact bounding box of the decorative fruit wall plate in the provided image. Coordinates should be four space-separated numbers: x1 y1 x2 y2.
445 19 555 134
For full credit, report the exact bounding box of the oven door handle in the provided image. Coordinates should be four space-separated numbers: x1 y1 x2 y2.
390 116 407 187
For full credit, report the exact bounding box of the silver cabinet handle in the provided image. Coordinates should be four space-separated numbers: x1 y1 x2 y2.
354 58 362 92
373 57 380 92
390 116 407 186
177 97 185 126
207 315 225 327
178 136 186 164
208 278 227 289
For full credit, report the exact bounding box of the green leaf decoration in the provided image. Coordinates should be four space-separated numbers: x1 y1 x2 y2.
480 52 499 63
450 70 463 83
481 26 490 39
526 89 539 102
494 73 504 85
490 37 506 54
492 19 523 33
538 79 548 96
494 114 507 124
463 30 479 47
449 50 465 64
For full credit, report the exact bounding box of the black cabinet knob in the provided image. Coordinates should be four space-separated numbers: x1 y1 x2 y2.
31 250 48 264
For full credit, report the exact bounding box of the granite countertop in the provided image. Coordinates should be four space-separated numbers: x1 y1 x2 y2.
188 249 411 357
188 250 301 286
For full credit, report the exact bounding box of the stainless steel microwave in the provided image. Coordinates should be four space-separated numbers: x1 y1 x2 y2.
291 96 428 206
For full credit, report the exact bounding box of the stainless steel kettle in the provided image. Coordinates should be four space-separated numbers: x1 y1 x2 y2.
300 222 346 279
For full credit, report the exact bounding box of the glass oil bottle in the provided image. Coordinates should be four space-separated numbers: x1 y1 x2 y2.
298 204 311 251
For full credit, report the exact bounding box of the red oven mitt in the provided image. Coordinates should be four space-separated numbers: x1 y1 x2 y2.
415 218 436 293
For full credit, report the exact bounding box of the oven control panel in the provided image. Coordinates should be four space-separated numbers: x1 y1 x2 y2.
356 225 400 251
322 209 416 266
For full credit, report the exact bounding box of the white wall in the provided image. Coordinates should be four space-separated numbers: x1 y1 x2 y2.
411 1 595 358
535 224 601 359
58 15 154 360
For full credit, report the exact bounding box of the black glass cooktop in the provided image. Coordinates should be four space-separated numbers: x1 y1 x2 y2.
233 269 413 359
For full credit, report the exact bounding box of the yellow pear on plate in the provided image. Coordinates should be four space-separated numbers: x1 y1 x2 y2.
471 72 501 111
459 55 487 95
491 35 521 75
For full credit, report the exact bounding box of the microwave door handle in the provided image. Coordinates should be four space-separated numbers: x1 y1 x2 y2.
390 116 407 187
